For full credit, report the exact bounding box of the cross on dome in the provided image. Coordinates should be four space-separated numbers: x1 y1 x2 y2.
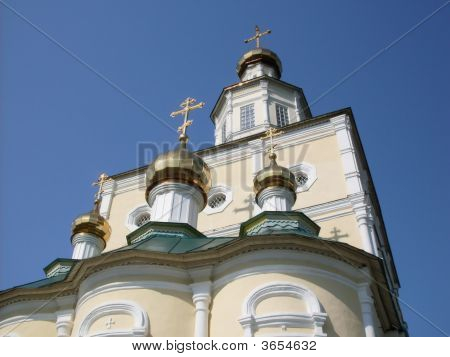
170 97 205 143
244 25 271 49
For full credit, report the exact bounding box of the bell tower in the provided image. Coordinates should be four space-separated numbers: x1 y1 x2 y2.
211 26 311 145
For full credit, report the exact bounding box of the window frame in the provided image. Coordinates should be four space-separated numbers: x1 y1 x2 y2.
275 103 290 127
240 103 256 130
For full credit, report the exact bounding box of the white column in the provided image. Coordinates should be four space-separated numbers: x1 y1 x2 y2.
71 233 104 259
358 283 376 337
148 182 205 228
351 194 375 255
190 282 212 337
55 310 74 337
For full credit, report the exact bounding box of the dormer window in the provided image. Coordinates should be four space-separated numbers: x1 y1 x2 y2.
240 104 255 130
276 104 289 127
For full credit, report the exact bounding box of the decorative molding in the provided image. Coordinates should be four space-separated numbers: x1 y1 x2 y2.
239 282 327 337
78 301 149 337
77 265 191 308
0 313 55 331
212 250 363 292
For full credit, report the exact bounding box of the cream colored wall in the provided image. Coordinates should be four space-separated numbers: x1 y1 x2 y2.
316 214 363 250
72 288 194 337
277 135 347 209
0 320 56 337
210 273 364 337
103 126 362 249
105 187 147 251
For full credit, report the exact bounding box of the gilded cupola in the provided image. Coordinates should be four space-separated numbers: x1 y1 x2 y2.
71 173 111 259
254 128 297 211
144 97 211 227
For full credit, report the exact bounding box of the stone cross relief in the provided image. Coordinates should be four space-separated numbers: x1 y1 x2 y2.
105 317 116 329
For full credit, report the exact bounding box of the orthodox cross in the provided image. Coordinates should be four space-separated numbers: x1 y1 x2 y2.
261 127 283 156
92 172 110 203
105 317 115 329
170 97 205 142
244 25 271 49
329 227 349 241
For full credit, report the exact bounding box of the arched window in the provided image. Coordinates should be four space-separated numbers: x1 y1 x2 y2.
238 282 327 337
78 301 150 337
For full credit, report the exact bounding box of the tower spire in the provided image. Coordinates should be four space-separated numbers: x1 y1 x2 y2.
170 97 205 143
244 25 271 49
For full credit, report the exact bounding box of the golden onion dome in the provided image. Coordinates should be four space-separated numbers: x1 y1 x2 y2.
145 143 211 205
254 153 297 202
71 206 111 244
236 48 282 79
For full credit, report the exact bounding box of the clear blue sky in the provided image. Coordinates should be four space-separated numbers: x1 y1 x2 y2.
1 0 449 336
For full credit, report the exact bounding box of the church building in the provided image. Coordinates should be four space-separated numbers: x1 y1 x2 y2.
0 27 407 337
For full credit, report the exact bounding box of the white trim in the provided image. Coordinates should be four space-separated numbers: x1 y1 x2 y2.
212 250 363 292
0 313 55 330
99 179 116 219
56 309 74 337
204 185 233 215
77 265 191 308
125 204 152 231
202 197 353 237
78 300 149 337
190 281 212 337
330 114 363 196
358 282 376 337
238 282 327 337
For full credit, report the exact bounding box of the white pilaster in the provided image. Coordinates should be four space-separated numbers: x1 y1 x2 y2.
294 92 303 122
257 187 295 211
358 283 376 337
189 267 213 337
225 92 233 140
148 182 205 228
330 115 363 195
260 80 270 125
350 194 375 255
55 310 74 337
71 233 105 259
99 178 116 219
